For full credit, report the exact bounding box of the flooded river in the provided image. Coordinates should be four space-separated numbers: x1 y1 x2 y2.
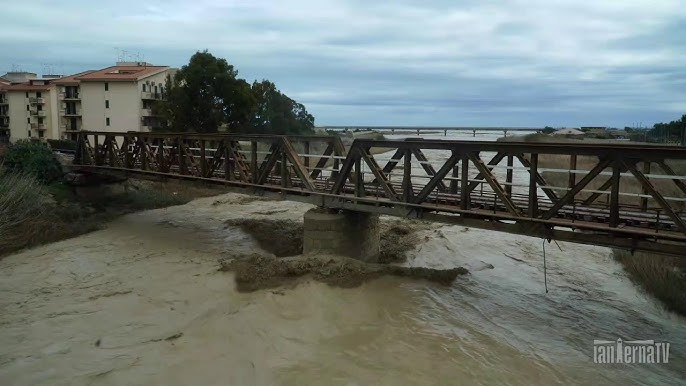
1 130 684 385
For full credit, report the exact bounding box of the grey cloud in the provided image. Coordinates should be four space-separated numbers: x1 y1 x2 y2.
1 0 684 127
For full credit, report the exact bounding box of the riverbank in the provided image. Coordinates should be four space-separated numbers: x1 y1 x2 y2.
0 176 222 257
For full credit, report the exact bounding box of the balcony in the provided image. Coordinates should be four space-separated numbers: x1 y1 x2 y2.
30 123 46 131
0 98 7 105
141 91 162 100
59 92 80 100
141 108 154 116
30 110 47 117
61 109 81 117
29 97 46 104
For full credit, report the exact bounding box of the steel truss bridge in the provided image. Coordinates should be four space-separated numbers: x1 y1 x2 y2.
71 131 686 256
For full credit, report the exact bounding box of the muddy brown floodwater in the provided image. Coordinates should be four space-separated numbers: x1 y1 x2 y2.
1 132 685 385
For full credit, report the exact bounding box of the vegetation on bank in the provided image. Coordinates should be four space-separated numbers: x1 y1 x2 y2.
153 51 315 135
613 250 686 316
0 141 221 257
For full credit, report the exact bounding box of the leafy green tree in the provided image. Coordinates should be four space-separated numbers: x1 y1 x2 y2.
248 80 314 135
541 126 556 134
155 51 315 135
154 50 255 133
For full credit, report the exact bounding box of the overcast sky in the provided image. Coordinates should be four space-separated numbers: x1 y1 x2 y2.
2 0 684 127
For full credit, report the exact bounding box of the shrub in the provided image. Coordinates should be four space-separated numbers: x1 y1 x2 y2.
3 140 63 183
46 139 77 152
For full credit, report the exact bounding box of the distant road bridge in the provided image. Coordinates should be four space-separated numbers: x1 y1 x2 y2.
71 131 686 257
319 126 538 137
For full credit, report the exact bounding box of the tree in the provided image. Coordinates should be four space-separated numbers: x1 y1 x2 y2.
247 80 315 135
154 50 255 133
649 114 686 144
154 51 315 135
541 126 556 134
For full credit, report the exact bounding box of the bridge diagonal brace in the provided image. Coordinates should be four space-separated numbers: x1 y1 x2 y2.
281 137 317 191
466 152 506 193
256 141 282 185
516 153 560 203
331 147 358 195
542 157 613 220
622 159 686 234
581 162 629 206
412 148 448 192
229 141 251 182
413 152 461 204
656 160 686 196
309 143 334 180
468 153 521 216
359 147 400 201
371 148 403 185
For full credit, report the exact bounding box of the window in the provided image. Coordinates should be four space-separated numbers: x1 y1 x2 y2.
38 130 44 138
28 130 31 137
142 84 146 92
25 92 29 98
37 105 42 111
26 105 29 111
36 92 42 98
106 117 110 126
38 117 43 124
105 82 109 91
27 117 30 124
105 100 109 109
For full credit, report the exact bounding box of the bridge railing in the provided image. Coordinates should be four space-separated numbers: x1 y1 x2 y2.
73 131 686 256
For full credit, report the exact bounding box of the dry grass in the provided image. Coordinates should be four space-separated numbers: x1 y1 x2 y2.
613 250 686 315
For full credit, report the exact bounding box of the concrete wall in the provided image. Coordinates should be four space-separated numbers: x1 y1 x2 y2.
81 81 140 132
7 91 29 140
303 208 380 263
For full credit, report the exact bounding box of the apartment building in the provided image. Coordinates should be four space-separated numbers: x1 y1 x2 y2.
76 63 172 133
2 62 175 142
4 78 60 140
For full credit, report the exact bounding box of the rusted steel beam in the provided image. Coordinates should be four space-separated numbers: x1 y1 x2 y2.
281 137 316 191
466 152 506 193
641 161 650 211
542 157 613 220
528 153 538 217
403 148 413 202
622 159 686 234
256 141 281 185
309 143 334 180
468 152 520 216
656 160 686 196
412 148 449 192
582 162 628 206
505 155 514 198
359 147 399 201
516 153 559 203
568 154 577 190
609 160 621 227
460 154 470 210
414 152 460 204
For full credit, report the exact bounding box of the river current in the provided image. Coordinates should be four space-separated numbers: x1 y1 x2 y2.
0 130 684 385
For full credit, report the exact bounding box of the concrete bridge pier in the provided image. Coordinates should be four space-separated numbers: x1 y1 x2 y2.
303 208 380 263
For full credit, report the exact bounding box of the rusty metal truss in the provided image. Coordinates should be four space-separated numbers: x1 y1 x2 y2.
73 131 686 257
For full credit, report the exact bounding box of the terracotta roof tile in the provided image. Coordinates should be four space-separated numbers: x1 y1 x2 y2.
75 65 169 82
53 70 96 85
